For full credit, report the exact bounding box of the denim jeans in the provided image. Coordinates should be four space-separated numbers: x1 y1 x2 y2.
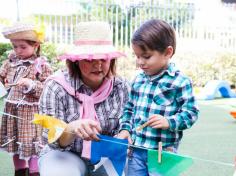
126 148 161 176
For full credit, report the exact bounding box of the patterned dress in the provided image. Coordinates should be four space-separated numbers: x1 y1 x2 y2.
0 55 52 159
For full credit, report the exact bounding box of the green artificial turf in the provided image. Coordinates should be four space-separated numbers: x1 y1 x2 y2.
0 151 13 176
180 99 236 176
0 98 236 176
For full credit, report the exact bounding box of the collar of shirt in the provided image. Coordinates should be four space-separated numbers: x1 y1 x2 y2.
10 56 37 67
142 63 178 82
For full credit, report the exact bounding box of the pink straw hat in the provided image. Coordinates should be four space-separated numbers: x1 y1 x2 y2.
2 22 45 43
59 21 125 61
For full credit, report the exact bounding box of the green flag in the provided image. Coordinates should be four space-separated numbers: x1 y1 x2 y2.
148 149 193 176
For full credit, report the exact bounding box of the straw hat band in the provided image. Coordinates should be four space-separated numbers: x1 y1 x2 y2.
74 40 112 45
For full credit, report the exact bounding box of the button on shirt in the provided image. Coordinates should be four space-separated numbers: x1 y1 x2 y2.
119 63 199 149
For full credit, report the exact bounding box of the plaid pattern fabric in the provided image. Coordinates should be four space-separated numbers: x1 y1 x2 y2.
119 63 199 149
39 70 129 154
0 56 53 159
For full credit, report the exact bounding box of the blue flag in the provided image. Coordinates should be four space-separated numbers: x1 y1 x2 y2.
91 135 128 176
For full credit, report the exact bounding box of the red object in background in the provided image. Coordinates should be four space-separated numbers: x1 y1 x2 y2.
230 111 236 119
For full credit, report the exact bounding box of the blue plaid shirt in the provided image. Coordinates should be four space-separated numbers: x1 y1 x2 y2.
119 63 199 149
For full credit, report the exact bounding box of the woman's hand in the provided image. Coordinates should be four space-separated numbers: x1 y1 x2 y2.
68 119 101 141
116 130 133 144
147 114 170 129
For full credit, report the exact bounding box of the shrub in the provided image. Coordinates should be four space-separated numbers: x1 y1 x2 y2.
0 42 65 71
0 43 12 64
174 51 236 87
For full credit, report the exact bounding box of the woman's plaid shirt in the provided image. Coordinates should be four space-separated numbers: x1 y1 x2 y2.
119 63 199 149
39 70 129 154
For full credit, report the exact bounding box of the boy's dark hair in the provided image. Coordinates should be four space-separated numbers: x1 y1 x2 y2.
132 19 176 55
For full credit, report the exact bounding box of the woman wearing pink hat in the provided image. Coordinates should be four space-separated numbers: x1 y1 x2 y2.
38 21 129 176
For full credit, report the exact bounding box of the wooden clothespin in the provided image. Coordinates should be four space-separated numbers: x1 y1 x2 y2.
158 141 162 163
136 121 149 132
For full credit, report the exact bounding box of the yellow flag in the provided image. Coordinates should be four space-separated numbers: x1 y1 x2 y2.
33 114 67 143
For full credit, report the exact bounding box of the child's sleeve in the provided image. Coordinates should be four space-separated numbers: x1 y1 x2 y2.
119 83 135 133
167 79 199 131
0 60 9 84
24 62 53 98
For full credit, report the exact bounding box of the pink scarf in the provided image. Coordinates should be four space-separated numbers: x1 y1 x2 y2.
34 57 46 74
49 70 113 159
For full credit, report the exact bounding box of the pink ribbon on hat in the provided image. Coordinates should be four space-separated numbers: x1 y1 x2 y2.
49 70 114 159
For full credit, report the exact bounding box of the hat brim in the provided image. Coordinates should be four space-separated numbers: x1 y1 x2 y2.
59 45 126 61
4 31 43 43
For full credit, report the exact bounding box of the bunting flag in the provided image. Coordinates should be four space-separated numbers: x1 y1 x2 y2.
148 149 193 176
0 81 7 98
91 135 128 176
31 114 194 175
32 114 67 143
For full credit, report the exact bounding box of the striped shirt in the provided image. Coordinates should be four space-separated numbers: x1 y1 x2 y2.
39 70 129 154
119 63 199 149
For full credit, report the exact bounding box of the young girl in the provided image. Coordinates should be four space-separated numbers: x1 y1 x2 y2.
117 19 199 175
0 23 52 176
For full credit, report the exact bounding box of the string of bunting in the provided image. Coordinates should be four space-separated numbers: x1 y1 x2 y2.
0 111 234 168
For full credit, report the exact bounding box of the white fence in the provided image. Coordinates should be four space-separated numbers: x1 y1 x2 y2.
1 0 236 53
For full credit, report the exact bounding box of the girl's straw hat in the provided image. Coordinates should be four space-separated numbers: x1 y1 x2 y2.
2 22 45 43
59 21 125 61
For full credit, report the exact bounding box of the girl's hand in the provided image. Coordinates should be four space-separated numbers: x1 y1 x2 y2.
147 114 170 129
16 78 33 88
116 130 133 144
68 119 101 141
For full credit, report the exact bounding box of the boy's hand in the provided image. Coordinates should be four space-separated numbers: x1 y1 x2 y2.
116 130 133 144
148 114 170 129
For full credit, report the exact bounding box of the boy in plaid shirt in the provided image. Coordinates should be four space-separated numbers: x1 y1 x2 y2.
118 19 199 176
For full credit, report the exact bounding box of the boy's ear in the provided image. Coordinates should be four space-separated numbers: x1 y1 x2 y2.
165 46 174 57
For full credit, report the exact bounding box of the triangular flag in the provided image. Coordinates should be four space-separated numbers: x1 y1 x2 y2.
32 114 67 143
0 81 7 98
148 149 193 176
93 157 119 176
91 135 128 176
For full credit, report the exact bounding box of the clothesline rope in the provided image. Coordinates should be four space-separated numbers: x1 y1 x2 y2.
0 111 234 168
